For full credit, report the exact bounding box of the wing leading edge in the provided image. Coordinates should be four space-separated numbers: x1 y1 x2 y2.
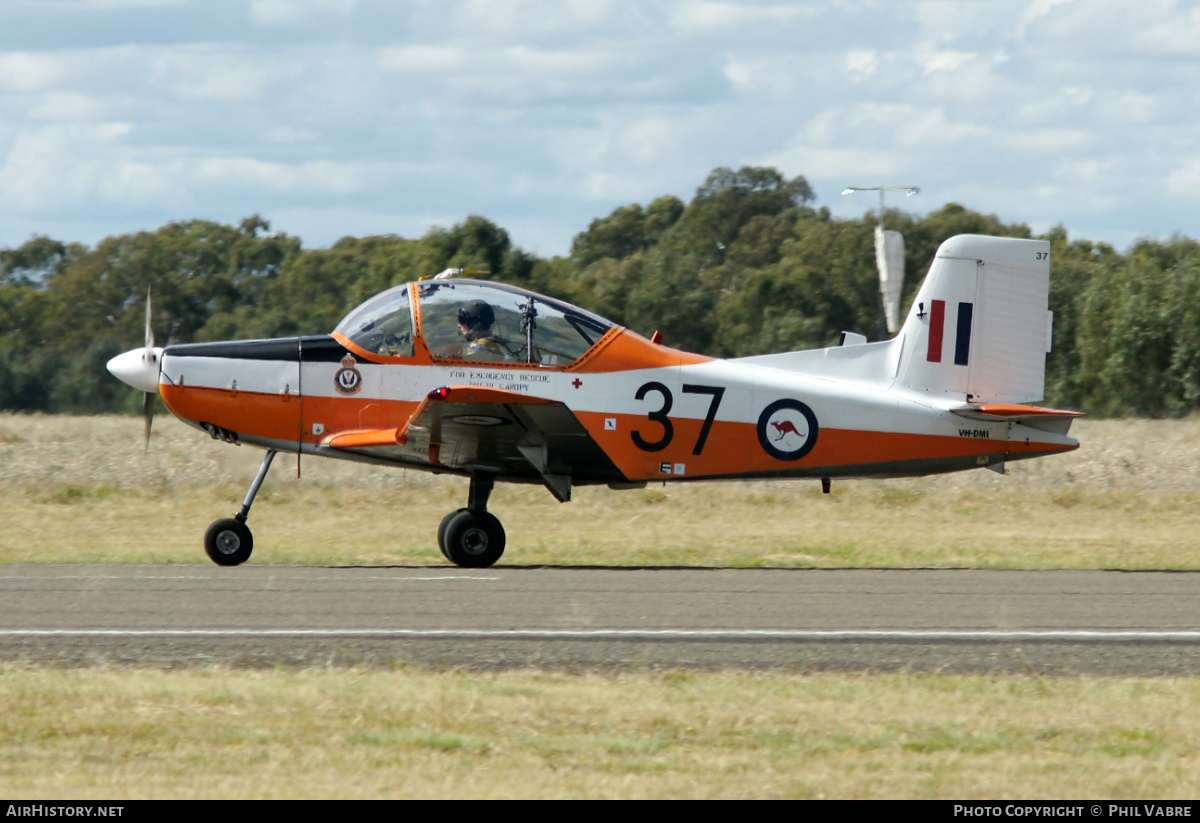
320 386 626 499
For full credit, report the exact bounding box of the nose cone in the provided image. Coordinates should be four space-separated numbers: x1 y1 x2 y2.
106 347 164 393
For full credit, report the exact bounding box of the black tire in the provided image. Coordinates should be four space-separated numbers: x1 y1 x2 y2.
204 518 253 566
437 508 468 561
442 510 505 568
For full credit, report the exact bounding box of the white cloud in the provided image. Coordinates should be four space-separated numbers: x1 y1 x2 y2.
55 0 185 8
1166 159 1200 198
1018 0 1076 30
912 0 1021 43
0 53 70 93
769 143 905 182
377 45 465 74
192 157 375 194
152 50 292 102
0 123 144 211
668 0 815 33
260 126 318 144
250 0 358 26
845 50 879 78
722 55 807 97
27 92 114 122
445 0 632 40
379 43 619 80
920 51 976 75
1131 3 1200 56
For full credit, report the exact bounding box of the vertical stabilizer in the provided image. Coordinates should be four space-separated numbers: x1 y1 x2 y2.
897 234 1052 404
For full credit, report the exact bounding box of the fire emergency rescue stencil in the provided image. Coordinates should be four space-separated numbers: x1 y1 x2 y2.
334 355 363 395
757 398 819 461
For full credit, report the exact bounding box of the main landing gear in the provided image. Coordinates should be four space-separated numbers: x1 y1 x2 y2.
438 473 506 568
203 449 276 566
202 453 506 568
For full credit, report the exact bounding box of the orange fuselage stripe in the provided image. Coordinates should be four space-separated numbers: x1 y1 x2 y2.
162 384 1071 482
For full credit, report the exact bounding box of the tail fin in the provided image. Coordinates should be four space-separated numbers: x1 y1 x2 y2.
897 234 1052 404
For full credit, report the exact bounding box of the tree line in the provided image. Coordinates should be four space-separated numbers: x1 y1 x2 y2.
1 166 1196 417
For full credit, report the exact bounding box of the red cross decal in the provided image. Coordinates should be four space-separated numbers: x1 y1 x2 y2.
572 378 582 388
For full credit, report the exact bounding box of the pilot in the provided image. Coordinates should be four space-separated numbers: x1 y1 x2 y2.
455 299 505 359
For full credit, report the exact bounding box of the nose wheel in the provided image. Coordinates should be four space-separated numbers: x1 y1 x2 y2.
203 449 276 567
437 474 505 568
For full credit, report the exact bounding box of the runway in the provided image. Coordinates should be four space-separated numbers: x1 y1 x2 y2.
2 565 1200 673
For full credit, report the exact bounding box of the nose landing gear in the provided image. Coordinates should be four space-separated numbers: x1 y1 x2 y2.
438 473 506 568
203 449 276 566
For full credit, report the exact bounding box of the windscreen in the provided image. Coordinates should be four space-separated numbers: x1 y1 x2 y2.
332 285 415 357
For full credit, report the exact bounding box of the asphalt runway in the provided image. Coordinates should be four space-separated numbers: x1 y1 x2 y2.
2 565 1200 674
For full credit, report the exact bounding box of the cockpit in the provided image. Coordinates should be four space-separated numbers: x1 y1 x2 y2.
332 279 616 367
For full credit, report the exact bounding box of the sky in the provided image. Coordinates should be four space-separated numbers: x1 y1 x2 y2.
1 0 1198 257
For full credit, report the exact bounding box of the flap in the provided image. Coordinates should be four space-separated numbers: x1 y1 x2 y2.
322 428 401 449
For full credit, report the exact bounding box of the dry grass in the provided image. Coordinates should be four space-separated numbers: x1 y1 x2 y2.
1 414 1199 567
4 415 1200 800
1 664 1198 799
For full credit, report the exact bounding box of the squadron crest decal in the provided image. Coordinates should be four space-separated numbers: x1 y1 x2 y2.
334 355 363 395
757 398 818 461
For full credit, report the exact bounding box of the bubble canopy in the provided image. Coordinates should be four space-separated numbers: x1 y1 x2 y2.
333 280 616 365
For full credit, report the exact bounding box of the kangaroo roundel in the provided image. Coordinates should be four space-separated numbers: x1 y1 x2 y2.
757 399 819 461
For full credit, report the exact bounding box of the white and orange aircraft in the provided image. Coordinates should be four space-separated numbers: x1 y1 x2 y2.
107 233 1080 568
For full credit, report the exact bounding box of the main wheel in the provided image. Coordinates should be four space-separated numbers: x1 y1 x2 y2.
204 518 254 566
442 510 505 568
437 508 468 561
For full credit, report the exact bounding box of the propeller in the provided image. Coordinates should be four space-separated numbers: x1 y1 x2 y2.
106 288 164 453
143 287 155 452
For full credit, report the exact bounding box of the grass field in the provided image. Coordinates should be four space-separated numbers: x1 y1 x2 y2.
2 665 1199 800
3 414 1200 799
1 414 1198 568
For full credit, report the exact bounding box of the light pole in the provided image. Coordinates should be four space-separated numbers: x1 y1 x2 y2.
841 186 920 230
842 186 919 335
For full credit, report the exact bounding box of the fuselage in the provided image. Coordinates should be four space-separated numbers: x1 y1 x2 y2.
155 316 1076 486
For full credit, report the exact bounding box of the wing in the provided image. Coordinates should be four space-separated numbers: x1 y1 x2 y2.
319 386 625 500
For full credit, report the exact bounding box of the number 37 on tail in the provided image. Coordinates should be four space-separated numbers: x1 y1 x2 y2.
107 234 1081 568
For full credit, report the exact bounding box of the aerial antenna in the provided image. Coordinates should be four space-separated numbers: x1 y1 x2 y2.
842 186 919 334
427 268 489 281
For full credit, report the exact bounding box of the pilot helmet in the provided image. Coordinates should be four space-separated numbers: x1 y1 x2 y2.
457 299 495 332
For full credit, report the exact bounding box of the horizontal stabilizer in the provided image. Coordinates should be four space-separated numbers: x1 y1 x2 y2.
951 403 1084 436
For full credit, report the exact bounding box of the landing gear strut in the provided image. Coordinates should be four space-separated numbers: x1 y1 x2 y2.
203 449 276 566
438 473 506 568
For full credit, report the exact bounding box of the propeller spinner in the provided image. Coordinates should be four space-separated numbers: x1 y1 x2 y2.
106 288 163 451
